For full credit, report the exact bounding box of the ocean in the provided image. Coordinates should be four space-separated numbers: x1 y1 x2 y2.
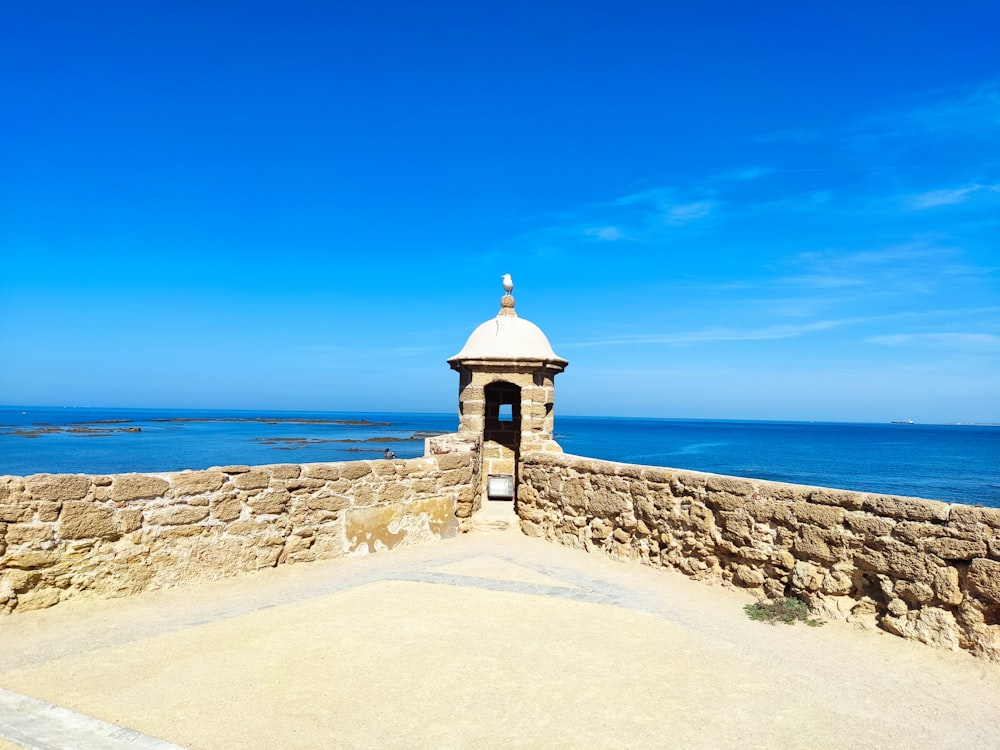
1 406 997 508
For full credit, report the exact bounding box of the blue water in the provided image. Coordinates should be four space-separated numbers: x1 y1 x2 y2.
1 407 997 508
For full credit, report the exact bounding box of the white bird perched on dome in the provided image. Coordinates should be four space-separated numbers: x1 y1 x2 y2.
501 273 514 295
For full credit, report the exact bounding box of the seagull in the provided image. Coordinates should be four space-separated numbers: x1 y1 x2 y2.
502 273 514 295
383 448 397 460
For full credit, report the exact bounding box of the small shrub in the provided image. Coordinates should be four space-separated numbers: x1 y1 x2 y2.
745 596 823 627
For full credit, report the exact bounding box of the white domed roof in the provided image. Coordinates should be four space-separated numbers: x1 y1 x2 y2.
450 314 565 362
448 278 567 367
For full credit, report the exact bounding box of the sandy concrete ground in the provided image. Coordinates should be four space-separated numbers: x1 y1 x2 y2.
1 529 998 749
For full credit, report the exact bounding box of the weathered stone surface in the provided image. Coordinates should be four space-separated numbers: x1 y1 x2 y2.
793 526 842 564
2 550 58 568
588 491 630 517
895 580 934 604
792 502 846 528
116 509 143 534
881 607 961 651
306 496 351 513
24 474 90 502
303 464 344 481
862 495 949 522
924 537 987 560
220 465 250 474
516 450 1000 662
16 588 60 611
112 475 169 503
269 464 301 480
3 569 41 593
807 489 863 510
211 496 242 522
845 512 895 537
58 501 117 539
968 559 1000 604
734 565 765 587
436 453 472 471
248 490 290 515
0 505 35 523
232 470 269 490
704 475 753 495
171 471 226 497
146 505 210 526
5 524 53 545
36 502 61 522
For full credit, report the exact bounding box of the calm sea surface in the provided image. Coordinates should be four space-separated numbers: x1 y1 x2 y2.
1 406 997 508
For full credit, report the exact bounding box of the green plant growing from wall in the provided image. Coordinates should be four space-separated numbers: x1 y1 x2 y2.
745 596 823 627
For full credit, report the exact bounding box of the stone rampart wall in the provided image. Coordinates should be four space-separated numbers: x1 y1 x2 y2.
0 453 474 613
518 451 1000 661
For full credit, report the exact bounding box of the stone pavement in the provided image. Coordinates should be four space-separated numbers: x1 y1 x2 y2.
0 523 998 749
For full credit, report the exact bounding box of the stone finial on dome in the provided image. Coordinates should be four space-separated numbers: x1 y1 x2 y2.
499 273 517 317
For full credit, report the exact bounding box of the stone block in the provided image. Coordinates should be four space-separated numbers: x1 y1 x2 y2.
232 470 269 490
58 501 117 539
211 496 242 522
146 505 210 526
248 490 291 515
807 489 863 510
340 462 374 481
704 493 745 512
845 512 895 537
36 502 61 522
792 502 846 528
895 579 934 604
376 482 407 505
791 560 821 591
112 474 170 503
285 478 325 492
436 453 472 472
588 491 630 517
703 475 754 495
220 465 250 474
116 509 143 534
885 547 930 581
968 559 1000 604
862 495 949 522
24 474 91 502
16 588 60 612
304 495 351 513
269 464 301 480
793 526 843 564
925 537 987 560
5 524 53 545
2 569 41 592
171 471 226 496
2 550 58 568
734 565 766 587
303 464 343 481
0 505 34 523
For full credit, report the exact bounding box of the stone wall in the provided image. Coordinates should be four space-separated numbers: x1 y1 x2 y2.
0 452 475 613
518 451 1000 661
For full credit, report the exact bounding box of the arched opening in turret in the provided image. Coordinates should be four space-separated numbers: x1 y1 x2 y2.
484 380 521 501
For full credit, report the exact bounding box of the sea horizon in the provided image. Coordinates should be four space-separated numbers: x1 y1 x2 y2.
2 405 997 509
4 403 998 428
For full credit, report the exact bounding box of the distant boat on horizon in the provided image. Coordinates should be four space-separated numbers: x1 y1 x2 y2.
891 419 915 425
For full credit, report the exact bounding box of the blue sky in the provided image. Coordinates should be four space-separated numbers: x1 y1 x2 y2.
2 1 998 423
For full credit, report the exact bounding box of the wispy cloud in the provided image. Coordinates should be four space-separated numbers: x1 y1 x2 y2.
867 333 1000 351
585 226 624 241
562 318 863 348
910 183 1000 209
710 166 776 182
665 200 716 224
